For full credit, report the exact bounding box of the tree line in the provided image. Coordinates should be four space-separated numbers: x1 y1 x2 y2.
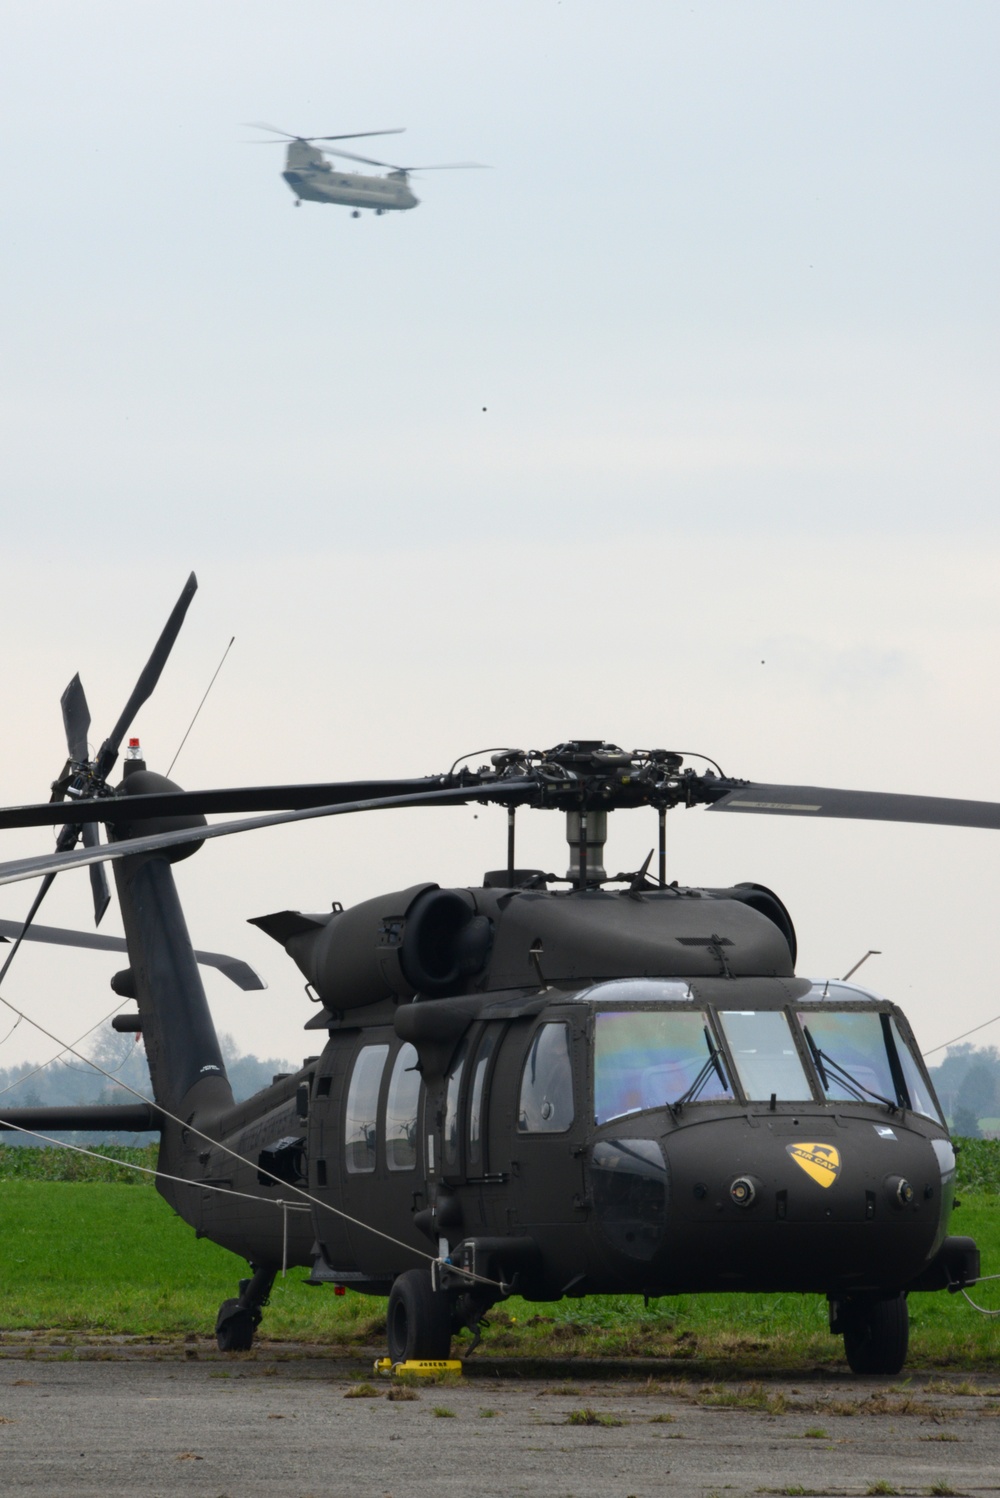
0 1031 295 1146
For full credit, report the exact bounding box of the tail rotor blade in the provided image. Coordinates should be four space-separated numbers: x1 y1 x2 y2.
60 674 91 764
83 824 111 926
96 572 198 779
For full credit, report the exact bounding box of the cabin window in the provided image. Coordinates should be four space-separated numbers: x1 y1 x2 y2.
468 1027 498 1168
594 1009 733 1124
718 1011 812 1101
344 1043 389 1174
443 1041 468 1170
385 1043 422 1172
518 1023 574 1133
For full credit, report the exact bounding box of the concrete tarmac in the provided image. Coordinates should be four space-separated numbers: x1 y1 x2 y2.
1 1349 999 1498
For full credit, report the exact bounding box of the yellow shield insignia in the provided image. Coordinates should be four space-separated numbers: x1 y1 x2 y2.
786 1141 841 1188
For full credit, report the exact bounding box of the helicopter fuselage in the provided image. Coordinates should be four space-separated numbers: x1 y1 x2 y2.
282 142 418 211
191 973 957 1304
171 875 968 1327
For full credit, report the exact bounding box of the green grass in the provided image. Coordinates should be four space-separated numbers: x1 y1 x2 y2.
0 1140 998 1365
566 1408 625 1426
0 1181 383 1342
2 1178 997 1362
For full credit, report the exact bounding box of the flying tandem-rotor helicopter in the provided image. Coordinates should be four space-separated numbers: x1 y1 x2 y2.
248 124 487 215
0 574 993 1375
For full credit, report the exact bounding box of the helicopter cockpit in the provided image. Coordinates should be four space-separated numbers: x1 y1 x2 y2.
573 978 943 1124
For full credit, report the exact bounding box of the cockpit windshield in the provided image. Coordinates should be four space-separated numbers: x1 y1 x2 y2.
591 997 943 1123
796 1010 896 1107
594 1009 733 1124
796 1009 943 1123
716 1010 813 1101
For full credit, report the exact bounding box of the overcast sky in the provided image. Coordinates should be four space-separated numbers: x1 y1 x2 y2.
1 3 998 1073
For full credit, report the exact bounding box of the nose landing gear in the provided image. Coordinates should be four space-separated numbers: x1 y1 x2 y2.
351 210 361 219
830 1291 909 1374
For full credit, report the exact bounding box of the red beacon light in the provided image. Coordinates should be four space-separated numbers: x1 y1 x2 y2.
123 738 146 779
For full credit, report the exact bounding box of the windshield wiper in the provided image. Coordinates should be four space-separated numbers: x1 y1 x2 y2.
672 1026 730 1111
802 1025 897 1112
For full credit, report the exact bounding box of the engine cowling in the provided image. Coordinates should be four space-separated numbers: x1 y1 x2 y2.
250 884 493 1012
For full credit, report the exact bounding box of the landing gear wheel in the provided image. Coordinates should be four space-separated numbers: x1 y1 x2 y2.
842 1293 909 1374
351 210 361 218
215 1297 259 1352
386 1269 452 1362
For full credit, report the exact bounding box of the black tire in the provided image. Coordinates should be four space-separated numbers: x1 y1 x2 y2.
215 1298 257 1353
386 1269 452 1362
842 1293 909 1375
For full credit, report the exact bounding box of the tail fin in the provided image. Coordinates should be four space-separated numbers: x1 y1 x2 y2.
112 849 233 1126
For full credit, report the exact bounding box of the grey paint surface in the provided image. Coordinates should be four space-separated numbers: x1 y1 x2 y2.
0 1351 997 1497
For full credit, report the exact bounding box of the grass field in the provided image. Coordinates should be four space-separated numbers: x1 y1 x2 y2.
1 1143 998 1367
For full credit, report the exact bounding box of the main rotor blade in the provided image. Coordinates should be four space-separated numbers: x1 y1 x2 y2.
0 776 453 831
319 146 402 169
0 918 264 991
245 122 300 139
401 162 490 171
707 782 1000 830
83 823 111 926
246 123 405 143
0 780 538 891
95 572 197 779
319 147 486 172
60 674 91 764
0 873 57 989
12 773 1000 837
312 129 405 142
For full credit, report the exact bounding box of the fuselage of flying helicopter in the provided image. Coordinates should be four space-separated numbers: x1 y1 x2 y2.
282 141 418 211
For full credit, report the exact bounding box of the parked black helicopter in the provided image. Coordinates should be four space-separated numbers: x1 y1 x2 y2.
0 575 991 1374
